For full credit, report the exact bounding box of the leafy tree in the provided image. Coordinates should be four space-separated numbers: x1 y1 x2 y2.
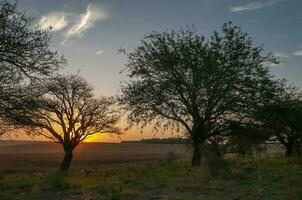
0 0 65 133
224 125 268 157
10 74 120 172
119 22 277 166
256 87 302 156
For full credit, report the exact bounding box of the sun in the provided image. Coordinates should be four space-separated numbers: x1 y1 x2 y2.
84 134 120 143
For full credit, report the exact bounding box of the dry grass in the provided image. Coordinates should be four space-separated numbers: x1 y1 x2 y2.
1 157 302 200
1 140 298 200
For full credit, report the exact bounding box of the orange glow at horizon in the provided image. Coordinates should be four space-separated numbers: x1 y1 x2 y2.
2 127 180 143
1 116 181 143
84 127 178 143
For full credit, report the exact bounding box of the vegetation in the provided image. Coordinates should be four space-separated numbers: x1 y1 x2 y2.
224 125 268 157
256 86 302 156
1 157 302 200
8 74 121 172
0 0 65 134
119 22 278 166
1 1 302 199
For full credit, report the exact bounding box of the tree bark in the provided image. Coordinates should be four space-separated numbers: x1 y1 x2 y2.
191 138 202 167
58 149 73 173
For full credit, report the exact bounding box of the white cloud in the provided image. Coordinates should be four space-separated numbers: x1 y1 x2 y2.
269 62 282 67
62 4 108 44
263 60 282 67
293 50 302 56
38 12 68 32
95 50 104 56
274 53 290 58
230 0 282 12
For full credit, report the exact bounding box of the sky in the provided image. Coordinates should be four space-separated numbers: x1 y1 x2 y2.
11 0 302 142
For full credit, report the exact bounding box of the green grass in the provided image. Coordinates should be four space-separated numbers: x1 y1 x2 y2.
1 157 302 200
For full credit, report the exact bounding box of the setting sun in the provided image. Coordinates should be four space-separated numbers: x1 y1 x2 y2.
84 133 120 143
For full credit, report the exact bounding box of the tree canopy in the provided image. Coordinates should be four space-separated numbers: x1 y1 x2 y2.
120 22 279 166
0 0 65 133
256 86 302 156
13 74 121 171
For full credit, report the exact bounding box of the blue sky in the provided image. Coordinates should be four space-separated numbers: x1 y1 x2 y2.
14 0 302 141
17 0 302 95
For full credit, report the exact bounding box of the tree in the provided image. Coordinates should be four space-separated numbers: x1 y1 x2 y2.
256 87 302 156
224 125 268 157
119 22 277 166
10 74 120 172
0 0 65 133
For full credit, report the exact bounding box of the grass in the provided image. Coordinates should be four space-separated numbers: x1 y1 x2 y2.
1 156 302 200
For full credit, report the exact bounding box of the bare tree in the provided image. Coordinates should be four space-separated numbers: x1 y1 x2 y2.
119 23 277 166
0 0 65 133
11 74 120 172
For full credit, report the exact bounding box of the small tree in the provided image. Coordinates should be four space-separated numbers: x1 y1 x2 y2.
11 74 120 172
119 22 277 166
256 87 302 156
0 0 65 132
225 125 268 157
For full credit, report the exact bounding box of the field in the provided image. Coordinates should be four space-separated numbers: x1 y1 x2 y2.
0 141 189 173
1 141 302 200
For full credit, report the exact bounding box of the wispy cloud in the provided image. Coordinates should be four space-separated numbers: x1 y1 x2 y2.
269 63 282 67
95 50 104 56
263 53 289 67
38 12 68 32
62 4 108 44
274 53 290 59
230 0 282 12
293 50 302 56
263 60 282 67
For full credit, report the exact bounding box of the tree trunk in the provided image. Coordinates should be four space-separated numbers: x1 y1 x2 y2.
285 143 294 157
191 138 202 167
58 149 73 173
212 142 223 158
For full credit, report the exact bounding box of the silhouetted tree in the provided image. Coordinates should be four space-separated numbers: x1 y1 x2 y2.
256 87 302 156
0 0 65 133
119 22 277 166
224 125 268 157
11 74 120 172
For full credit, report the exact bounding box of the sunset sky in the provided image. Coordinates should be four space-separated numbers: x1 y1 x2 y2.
13 0 302 142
